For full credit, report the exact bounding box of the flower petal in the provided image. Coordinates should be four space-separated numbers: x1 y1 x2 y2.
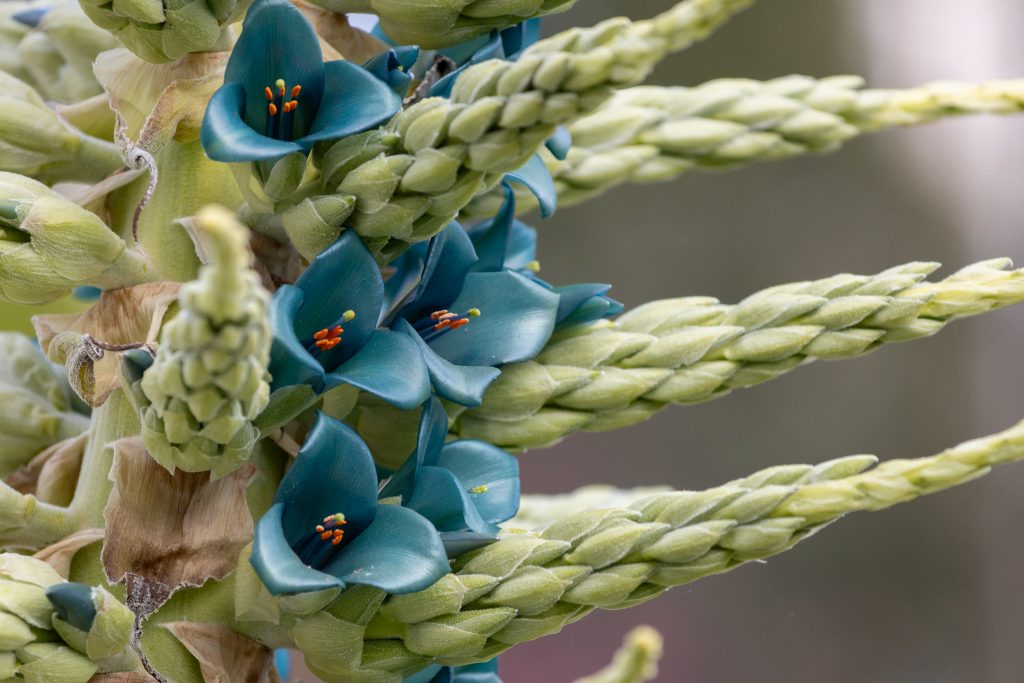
467 185 516 274
250 503 344 596
397 222 477 324
324 329 429 409
425 271 559 368
293 230 384 366
299 60 403 146
361 46 419 98
438 440 520 525
405 466 495 536
268 285 328 391
395 318 500 406
321 505 449 594
439 532 497 558
545 126 572 160
505 154 556 218
200 83 304 162
274 414 379 544
554 284 624 328
224 0 326 138
376 396 445 500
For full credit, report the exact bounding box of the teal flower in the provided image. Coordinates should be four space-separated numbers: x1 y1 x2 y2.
380 398 519 556
384 222 559 407
269 230 429 409
469 184 623 329
362 45 419 99
200 0 401 163
406 659 501 683
250 413 449 596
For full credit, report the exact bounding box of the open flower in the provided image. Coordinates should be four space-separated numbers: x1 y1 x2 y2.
250 413 449 596
380 398 519 556
469 184 623 329
384 222 559 407
200 0 401 163
269 230 429 409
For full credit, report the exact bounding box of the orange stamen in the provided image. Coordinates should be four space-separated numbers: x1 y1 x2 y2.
430 310 449 320
434 319 453 331
264 86 273 100
267 103 278 116
320 531 332 540
450 319 469 330
291 85 302 98
313 328 329 341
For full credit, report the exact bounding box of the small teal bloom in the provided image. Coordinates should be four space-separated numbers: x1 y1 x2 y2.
46 583 97 631
406 658 502 683
200 0 401 163
362 46 420 99
381 398 519 556
269 230 429 409
384 222 559 407
469 185 623 329
250 413 449 596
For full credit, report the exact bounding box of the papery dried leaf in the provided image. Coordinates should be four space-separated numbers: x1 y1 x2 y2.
93 49 229 140
102 438 255 590
5 433 87 505
34 529 105 579
33 283 181 407
163 622 282 683
250 233 305 291
295 1 388 63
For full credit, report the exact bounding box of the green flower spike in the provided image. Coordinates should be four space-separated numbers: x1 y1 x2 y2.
123 205 272 479
0 172 149 306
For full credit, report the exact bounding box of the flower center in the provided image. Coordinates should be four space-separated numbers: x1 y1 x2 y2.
295 512 348 567
304 310 355 355
264 77 303 141
416 308 481 343
315 513 347 545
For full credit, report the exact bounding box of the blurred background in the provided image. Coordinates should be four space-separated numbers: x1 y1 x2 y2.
504 0 1024 681
6 0 1024 681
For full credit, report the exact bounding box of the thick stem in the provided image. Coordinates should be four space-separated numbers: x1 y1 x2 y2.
68 390 140 529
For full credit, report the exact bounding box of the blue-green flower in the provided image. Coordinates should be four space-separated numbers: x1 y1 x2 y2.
469 184 623 329
200 0 401 163
269 230 429 409
406 658 501 683
362 45 419 99
250 413 449 596
381 398 519 556
384 223 559 407
428 19 540 98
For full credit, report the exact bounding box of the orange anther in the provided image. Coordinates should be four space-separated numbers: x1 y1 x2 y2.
430 310 449 320
315 525 325 533
320 531 332 540
267 103 278 116
451 319 469 330
265 86 273 100
291 85 302 98
434 319 453 331
313 328 330 341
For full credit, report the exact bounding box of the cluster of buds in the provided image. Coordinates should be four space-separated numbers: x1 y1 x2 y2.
0 173 147 305
0 554 134 681
122 206 272 478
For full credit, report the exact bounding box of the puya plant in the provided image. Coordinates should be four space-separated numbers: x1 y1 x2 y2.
0 0 1021 680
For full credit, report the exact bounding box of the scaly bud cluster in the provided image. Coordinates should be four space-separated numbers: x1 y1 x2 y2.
77 0 249 63
123 206 272 478
453 260 1024 448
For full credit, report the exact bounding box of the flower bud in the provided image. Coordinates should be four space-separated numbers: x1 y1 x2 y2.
0 554 100 682
17 2 116 103
0 71 124 183
0 172 133 305
123 206 272 479
77 0 249 63
47 583 134 660
0 332 89 471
